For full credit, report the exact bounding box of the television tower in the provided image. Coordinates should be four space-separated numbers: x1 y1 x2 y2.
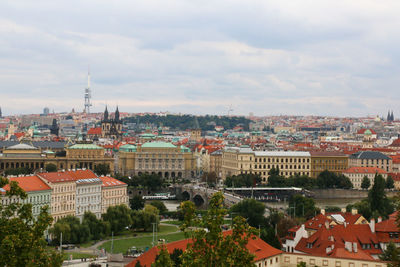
84 69 92 114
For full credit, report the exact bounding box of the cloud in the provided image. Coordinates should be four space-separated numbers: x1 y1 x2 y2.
0 0 399 117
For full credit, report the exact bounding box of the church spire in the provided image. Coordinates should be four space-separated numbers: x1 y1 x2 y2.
0 107 2 118
115 106 120 122
104 106 109 121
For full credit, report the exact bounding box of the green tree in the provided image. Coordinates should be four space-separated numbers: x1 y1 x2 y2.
369 174 388 215
0 177 63 266
50 216 90 244
387 175 395 189
130 195 145 210
201 172 218 186
94 163 111 176
45 163 58 172
361 176 371 190
289 194 319 218
4 167 32 177
267 167 286 187
150 200 168 214
230 198 266 227
153 245 174 267
102 205 133 234
297 262 307 267
379 242 400 266
82 212 109 240
180 192 256 267
316 170 352 189
224 174 261 188
170 248 183 267
178 201 197 231
260 227 281 249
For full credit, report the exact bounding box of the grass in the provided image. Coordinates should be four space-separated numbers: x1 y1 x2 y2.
99 232 187 254
162 220 183 226
62 252 95 260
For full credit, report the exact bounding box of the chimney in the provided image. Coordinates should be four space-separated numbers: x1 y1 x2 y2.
344 222 347 228
341 208 346 213
325 221 330 229
370 218 375 233
326 246 332 254
353 242 358 253
351 208 358 215
321 209 325 215
378 216 382 223
345 241 352 252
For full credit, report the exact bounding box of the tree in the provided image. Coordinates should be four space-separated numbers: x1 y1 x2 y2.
94 164 111 176
135 261 144 267
82 212 109 240
230 198 266 227
379 242 400 266
102 205 132 234
170 248 183 267
201 172 217 186
180 192 256 266
152 245 174 267
45 163 57 172
361 176 371 190
150 201 168 215
289 194 319 219
267 167 286 187
0 176 63 266
316 170 352 189
224 174 261 188
178 201 196 230
50 216 90 244
369 174 388 215
387 175 395 189
130 195 145 210
260 227 281 249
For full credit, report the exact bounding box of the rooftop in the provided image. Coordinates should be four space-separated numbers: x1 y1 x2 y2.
141 141 176 149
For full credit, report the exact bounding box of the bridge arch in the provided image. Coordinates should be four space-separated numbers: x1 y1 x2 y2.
182 191 191 201
193 194 205 207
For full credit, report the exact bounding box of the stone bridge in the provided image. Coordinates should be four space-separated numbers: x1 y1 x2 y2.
172 184 243 208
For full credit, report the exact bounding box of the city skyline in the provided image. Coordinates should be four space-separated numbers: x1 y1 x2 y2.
1 1 399 116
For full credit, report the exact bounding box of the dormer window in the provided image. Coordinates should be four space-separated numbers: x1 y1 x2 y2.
306 243 313 248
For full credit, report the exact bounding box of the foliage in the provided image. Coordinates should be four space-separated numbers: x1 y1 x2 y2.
361 176 371 190
150 201 168 215
170 248 183 267
297 262 307 267
45 163 58 172
230 198 266 227
289 194 319 219
0 176 63 267
369 174 393 217
94 163 111 176
135 261 144 267
276 216 300 238
82 212 110 240
285 174 317 189
119 174 164 191
102 205 133 234
379 242 400 263
266 167 286 187
50 216 90 244
316 170 353 189
224 174 261 188
260 227 281 249
178 201 197 231
130 195 145 210
123 114 252 131
4 167 33 177
131 205 159 232
152 245 174 267
180 192 256 267
387 175 395 189
325 206 341 213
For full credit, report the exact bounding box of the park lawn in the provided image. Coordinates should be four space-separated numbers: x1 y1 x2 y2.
99 232 186 254
162 220 182 226
63 252 95 260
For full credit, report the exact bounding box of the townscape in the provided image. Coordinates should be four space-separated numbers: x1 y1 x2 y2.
1 104 400 267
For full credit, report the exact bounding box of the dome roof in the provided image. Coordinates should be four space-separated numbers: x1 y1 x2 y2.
7 143 38 150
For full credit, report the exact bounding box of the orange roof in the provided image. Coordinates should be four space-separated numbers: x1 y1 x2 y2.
65 169 97 180
343 167 387 174
99 176 127 187
3 176 51 192
127 230 282 267
87 127 102 135
38 172 75 183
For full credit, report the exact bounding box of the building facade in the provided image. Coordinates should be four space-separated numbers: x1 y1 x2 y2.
117 142 196 180
310 151 349 178
99 176 129 214
343 167 387 189
101 106 122 140
349 151 392 172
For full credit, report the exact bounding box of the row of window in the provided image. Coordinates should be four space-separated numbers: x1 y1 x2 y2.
77 186 101 194
255 157 310 163
254 164 309 170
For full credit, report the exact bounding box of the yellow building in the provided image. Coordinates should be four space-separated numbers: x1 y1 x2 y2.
221 146 311 182
0 142 114 174
99 176 129 214
210 150 223 178
38 172 76 222
310 151 349 178
117 142 196 179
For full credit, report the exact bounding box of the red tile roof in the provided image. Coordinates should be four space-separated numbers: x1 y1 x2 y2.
87 127 102 135
127 230 282 267
65 169 97 180
38 172 75 183
99 176 127 187
3 176 51 192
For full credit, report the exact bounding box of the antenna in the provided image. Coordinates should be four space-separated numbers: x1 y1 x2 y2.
84 67 92 113
227 104 234 116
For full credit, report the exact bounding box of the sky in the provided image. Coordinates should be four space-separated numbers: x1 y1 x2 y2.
0 0 399 117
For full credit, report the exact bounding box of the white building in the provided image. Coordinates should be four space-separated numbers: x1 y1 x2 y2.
342 167 387 189
75 178 103 221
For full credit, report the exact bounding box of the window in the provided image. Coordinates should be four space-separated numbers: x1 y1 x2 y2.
323 260 328 266
310 259 315 265
348 263 354 267
336 261 341 267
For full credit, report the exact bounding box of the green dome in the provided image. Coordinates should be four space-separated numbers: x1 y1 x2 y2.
119 144 137 152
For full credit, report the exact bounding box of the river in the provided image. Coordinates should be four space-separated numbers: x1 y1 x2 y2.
154 198 365 212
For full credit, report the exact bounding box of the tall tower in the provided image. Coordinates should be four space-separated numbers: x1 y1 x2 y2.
84 70 92 114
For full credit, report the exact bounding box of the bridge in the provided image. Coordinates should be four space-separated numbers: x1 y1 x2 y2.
172 184 243 208
224 187 314 202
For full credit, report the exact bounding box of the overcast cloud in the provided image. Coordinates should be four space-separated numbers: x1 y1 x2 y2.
0 0 399 117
